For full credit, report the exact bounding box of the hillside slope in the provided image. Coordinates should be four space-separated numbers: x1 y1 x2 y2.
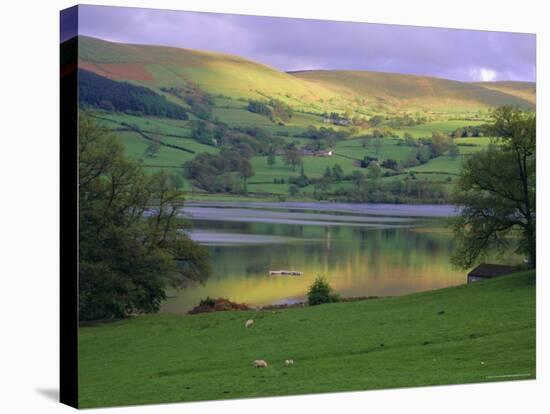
291 70 534 110
79 271 535 407
77 36 340 110
76 36 534 114
472 81 536 105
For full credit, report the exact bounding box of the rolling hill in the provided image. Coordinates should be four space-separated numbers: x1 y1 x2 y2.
471 81 536 105
77 35 340 112
76 36 535 115
291 70 535 111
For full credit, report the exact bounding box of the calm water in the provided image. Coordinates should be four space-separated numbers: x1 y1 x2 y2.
160 202 466 313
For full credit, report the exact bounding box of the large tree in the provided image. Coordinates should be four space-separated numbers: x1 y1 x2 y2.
283 144 303 170
79 115 211 320
451 106 535 268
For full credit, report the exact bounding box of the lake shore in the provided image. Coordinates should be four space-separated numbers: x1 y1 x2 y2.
160 200 466 314
79 270 535 408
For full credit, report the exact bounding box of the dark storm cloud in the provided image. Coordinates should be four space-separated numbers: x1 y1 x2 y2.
75 4 536 82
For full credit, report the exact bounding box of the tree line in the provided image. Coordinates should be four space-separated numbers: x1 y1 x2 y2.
183 149 254 194
247 98 294 123
79 70 188 120
160 83 215 120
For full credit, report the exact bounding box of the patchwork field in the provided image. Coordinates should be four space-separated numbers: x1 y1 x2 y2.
89 108 494 198
69 35 534 202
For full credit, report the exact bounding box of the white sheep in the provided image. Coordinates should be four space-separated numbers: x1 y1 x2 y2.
254 359 268 368
245 319 254 328
284 359 294 366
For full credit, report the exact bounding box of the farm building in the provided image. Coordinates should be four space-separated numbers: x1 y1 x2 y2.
315 150 333 157
467 264 520 283
298 149 334 157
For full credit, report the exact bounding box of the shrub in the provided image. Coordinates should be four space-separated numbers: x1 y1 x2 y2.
288 174 309 188
307 276 339 306
189 297 250 314
381 158 399 170
247 100 272 117
289 184 300 196
199 296 216 307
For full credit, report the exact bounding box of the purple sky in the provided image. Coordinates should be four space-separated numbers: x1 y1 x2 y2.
62 4 536 82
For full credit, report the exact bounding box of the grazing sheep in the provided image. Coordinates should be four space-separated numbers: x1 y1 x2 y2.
284 359 294 366
245 319 254 328
254 359 268 368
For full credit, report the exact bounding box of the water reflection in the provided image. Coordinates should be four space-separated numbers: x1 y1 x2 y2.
160 203 468 313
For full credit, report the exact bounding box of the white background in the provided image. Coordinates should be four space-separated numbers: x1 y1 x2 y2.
0 0 548 412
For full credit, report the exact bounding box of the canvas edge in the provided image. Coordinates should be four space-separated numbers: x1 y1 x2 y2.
60 4 79 409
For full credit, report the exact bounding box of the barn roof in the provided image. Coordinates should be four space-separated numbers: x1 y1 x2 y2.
468 263 519 278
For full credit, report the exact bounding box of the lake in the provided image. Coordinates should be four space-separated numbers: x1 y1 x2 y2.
160 201 466 313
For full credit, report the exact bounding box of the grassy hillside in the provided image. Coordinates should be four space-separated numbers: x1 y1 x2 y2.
78 36 340 111
78 36 534 115
472 81 536 105
79 270 535 408
291 70 534 111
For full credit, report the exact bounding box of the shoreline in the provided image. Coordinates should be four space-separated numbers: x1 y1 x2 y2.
184 200 460 218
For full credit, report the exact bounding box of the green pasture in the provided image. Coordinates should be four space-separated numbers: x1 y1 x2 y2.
79 271 536 408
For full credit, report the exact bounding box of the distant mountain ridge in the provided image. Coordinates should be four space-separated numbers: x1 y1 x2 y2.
74 36 535 114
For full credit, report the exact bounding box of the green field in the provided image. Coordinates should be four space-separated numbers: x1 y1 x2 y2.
90 107 493 198
75 35 530 201
79 270 535 408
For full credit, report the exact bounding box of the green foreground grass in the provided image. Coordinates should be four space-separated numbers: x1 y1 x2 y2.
79 271 535 408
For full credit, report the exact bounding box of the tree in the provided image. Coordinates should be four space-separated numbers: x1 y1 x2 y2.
367 162 382 179
190 120 215 146
267 152 276 167
351 170 366 192
332 164 344 181
288 184 300 197
403 150 420 168
404 132 417 147
307 276 339 305
314 177 331 193
448 143 460 159
269 98 293 122
238 157 255 192
416 145 432 164
183 149 254 194
430 131 451 157
451 106 535 268
79 70 188 120
247 99 272 117
323 166 333 179
369 115 384 127
283 144 303 170
381 158 399 171
144 139 161 158
79 114 211 320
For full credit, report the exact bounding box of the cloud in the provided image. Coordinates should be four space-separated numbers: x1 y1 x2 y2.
73 5 536 82
480 68 497 82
